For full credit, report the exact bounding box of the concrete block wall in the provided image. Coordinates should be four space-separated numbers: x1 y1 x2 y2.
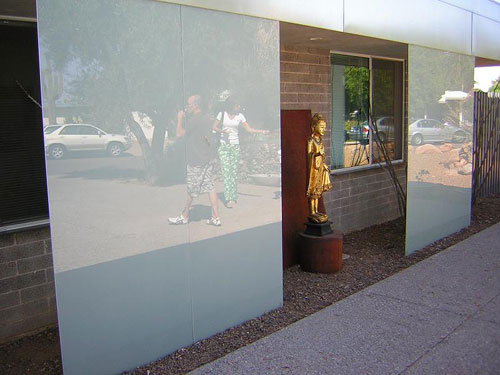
324 166 406 232
280 44 332 163
280 44 406 233
0 227 57 342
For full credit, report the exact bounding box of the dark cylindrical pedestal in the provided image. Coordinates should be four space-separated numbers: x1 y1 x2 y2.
298 230 343 273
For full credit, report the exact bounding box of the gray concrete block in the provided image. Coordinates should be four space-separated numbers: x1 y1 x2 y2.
0 241 45 263
350 176 375 188
402 318 500 375
0 299 48 324
0 311 56 342
340 180 352 190
17 254 53 274
0 233 15 248
21 283 55 303
48 295 58 314
328 188 350 201
0 261 17 280
44 238 52 254
0 277 16 294
16 270 47 290
46 267 54 283
14 227 50 244
376 172 392 182
350 184 369 195
0 291 20 310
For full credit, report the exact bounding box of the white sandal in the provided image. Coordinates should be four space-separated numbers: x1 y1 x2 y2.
206 217 221 227
168 214 188 225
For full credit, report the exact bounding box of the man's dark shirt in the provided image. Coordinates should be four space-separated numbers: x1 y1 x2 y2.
184 112 214 166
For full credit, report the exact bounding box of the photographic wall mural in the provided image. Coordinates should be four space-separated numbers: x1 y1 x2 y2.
37 0 282 373
406 45 474 254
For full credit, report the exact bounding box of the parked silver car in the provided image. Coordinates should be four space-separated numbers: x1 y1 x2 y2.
44 124 132 159
408 119 469 145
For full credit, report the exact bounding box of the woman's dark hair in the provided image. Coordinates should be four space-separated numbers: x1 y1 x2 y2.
224 97 238 114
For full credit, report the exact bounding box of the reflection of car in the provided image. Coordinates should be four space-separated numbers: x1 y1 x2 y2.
44 125 62 135
408 119 469 145
44 124 132 159
373 117 393 142
346 122 370 143
346 118 394 143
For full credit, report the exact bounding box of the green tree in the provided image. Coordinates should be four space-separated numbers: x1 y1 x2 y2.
38 0 183 183
488 76 500 93
38 0 279 184
409 46 474 122
344 66 369 123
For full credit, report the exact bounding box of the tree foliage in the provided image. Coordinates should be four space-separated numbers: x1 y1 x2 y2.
488 76 500 93
38 0 279 184
409 46 474 122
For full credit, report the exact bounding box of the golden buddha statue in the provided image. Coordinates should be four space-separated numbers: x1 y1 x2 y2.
306 113 332 223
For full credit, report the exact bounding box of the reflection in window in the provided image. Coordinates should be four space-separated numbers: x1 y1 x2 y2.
60 125 80 135
79 125 100 135
330 54 403 170
44 125 61 134
331 55 369 169
372 58 403 163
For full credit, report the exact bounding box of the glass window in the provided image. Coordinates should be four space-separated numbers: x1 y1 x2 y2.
79 125 100 135
330 54 370 169
60 125 80 135
330 54 404 170
0 23 48 228
44 125 61 134
406 45 474 255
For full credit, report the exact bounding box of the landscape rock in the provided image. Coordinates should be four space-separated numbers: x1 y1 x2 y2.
415 144 442 154
439 143 454 152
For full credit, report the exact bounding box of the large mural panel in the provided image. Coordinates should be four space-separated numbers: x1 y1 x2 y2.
406 45 474 254
37 0 281 373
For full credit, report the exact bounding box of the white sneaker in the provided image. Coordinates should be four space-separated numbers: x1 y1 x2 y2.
206 217 221 227
168 215 188 225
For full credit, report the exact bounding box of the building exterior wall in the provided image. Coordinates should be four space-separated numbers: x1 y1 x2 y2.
0 40 408 344
0 227 56 342
324 166 406 231
160 0 500 61
280 44 406 233
280 45 332 119
37 2 283 373
405 45 474 254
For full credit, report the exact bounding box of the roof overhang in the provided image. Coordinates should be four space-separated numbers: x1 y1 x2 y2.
280 22 407 60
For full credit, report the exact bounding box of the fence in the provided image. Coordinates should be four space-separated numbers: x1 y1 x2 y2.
473 91 500 202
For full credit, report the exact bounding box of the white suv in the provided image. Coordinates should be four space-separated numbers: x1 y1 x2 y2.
44 124 132 159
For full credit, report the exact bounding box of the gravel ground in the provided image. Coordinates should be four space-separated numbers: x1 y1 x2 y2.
1 194 499 375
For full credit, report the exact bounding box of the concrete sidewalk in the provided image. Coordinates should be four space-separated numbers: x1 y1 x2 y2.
189 222 500 375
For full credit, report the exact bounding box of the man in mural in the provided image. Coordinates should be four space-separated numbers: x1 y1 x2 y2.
168 94 221 226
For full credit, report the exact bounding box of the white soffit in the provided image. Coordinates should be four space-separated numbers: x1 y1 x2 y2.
473 14 500 60
154 0 344 31
439 0 500 20
344 0 472 55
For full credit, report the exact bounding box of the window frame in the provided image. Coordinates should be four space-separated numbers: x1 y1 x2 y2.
329 50 406 173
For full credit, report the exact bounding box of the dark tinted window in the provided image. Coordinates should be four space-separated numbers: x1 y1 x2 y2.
0 23 49 227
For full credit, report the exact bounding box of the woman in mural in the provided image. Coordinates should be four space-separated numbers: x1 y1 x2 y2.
306 113 332 223
212 97 269 207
